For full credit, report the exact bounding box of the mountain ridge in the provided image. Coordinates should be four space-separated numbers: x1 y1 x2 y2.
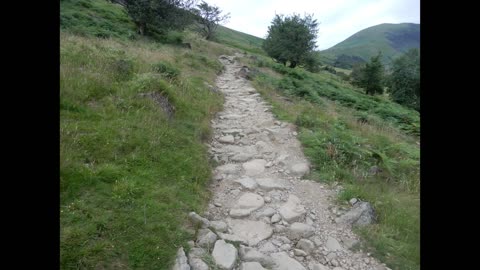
319 23 420 68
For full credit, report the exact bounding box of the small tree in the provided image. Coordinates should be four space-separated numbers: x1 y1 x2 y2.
194 1 230 40
263 14 319 68
362 52 384 95
124 0 196 36
350 63 366 87
388 48 420 110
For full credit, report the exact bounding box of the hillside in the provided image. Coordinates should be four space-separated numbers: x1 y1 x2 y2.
320 23 420 68
215 25 265 55
60 1 419 270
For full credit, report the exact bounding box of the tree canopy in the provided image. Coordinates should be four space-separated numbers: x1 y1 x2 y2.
388 48 420 111
350 52 385 95
194 1 230 40
263 14 319 68
124 0 196 36
363 52 385 95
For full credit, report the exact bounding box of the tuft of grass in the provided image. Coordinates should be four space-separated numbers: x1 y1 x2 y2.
60 31 226 269
244 55 419 270
152 61 181 80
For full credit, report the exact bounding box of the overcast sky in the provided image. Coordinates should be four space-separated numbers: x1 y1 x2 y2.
204 0 420 50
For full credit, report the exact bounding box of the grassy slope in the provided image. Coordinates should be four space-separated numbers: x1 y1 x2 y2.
321 23 420 66
60 0 235 269
60 0 136 39
215 25 265 55
242 55 419 270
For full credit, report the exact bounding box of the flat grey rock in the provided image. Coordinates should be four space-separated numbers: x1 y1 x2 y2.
231 153 254 162
216 164 239 174
239 245 275 267
230 192 265 217
188 248 206 258
212 240 238 270
243 159 267 176
239 262 267 270
279 195 306 223
210 221 228 233
271 213 282 223
296 239 315 254
256 178 289 191
230 208 253 218
326 236 343 251
219 135 235 144
288 223 315 240
270 252 306 270
218 233 248 245
293 249 307 256
289 162 310 177
234 177 258 190
258 241 277 253
255 207 276 218
311 264 329 270
228 219 273 246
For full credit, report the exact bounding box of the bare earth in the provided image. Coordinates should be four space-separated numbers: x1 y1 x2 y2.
178 55 391 270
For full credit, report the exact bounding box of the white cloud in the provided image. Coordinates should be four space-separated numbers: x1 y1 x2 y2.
202 0 420 50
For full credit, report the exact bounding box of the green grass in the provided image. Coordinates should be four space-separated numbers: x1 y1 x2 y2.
238 54 420 270
248 55 420 137
214 25 266 55
60 0 137 40
60 30 233 269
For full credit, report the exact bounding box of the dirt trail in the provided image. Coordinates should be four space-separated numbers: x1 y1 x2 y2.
178 55 390 270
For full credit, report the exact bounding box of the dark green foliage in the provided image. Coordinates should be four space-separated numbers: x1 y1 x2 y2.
152 61 181 79
194 1 230 40
323 65 337 74
124 0 195 36
350 53 385 95
350 63 366 87
388 49 420 111
363 52 385 95
302 53 322 73
336 71 349 81
263 14 319 68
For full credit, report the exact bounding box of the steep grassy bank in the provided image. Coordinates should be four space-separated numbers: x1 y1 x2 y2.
60 30 234 269
239 55 420 270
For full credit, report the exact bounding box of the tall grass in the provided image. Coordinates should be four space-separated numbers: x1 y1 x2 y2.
60 32 231 269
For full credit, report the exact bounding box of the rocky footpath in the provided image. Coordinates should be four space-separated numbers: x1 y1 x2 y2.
173 55 387 270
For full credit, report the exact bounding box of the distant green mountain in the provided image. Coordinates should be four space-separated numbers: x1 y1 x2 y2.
320 23 420 68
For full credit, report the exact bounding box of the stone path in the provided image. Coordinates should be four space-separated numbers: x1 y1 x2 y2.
173 55 390 270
